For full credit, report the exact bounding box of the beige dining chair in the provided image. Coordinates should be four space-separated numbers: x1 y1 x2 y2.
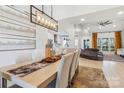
47 52 74 88
69 50 78 86
75 49 81 73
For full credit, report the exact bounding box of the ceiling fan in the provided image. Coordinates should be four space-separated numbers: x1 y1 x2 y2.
98 20 112 26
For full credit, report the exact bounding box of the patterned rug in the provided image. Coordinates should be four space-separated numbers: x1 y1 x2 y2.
104 55 124 62
72 66 109 88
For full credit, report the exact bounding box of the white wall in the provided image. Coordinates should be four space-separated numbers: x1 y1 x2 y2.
58 20 75 48
36 25 48 58
121 30 124 48
0 50 35 67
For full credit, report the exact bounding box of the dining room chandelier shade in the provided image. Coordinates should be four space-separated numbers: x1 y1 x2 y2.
30 5 58 32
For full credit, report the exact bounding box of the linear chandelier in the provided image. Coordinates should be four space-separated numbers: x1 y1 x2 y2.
30 5 58 32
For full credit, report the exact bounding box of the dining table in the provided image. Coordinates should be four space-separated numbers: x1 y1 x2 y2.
0 59 60 88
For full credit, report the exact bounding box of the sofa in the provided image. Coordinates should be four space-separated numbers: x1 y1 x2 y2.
80 48 103 61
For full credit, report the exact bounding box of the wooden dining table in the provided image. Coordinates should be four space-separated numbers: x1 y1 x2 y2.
0 60 60 88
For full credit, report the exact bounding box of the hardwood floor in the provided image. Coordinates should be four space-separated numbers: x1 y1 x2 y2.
79 58 102 69
79 57 124 88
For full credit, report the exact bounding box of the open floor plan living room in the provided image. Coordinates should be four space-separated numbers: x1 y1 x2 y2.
0 5 124 88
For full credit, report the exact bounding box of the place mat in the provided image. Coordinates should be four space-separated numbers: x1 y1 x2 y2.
7 55 61 77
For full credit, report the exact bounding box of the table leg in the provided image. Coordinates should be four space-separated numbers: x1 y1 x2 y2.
1 77 7 88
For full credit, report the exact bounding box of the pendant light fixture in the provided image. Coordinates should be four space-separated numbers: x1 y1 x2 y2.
30 5 58 32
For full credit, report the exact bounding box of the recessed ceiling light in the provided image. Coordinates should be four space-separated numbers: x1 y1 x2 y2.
81 18 85 21
113 24 116 27
117 11 124 15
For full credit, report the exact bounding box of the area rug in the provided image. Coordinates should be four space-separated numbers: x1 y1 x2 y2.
72 66 109 88
104 55 124 62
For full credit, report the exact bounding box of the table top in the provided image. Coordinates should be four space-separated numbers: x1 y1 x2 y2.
0 60 60 88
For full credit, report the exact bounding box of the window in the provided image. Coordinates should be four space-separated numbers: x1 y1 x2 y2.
97 32 115 52
97 38 115 52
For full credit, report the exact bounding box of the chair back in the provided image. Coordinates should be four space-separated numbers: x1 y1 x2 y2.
69 50 78 82
75 49 81 70
55 52 74 88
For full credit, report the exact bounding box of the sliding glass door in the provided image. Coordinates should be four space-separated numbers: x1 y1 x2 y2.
97 38 115 52
109 38 115 51
102 38 109 51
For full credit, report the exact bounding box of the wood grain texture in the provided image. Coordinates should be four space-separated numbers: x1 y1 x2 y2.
0 61 60 88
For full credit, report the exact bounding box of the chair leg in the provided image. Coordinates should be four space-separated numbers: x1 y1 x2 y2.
68 81 72 88
68 66 80 88
75 65 79 74
70 75 77 87
1 77 7 88
68 78 75 87
71 81 74 86
69 77 76 88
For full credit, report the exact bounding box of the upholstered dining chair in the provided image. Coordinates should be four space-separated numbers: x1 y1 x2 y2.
75 49 81 72
69 50 78 86
47 52 74 88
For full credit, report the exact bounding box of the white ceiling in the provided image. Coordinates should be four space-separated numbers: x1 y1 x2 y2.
58 6 124 33
53 5 120 20
63 6 124 25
